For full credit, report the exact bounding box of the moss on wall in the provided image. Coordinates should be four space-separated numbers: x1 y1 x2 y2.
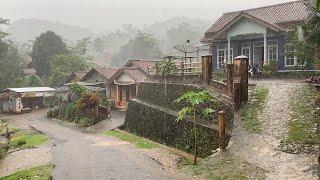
124 82 234 157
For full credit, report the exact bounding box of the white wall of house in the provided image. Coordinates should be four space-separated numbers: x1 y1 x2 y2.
228 19 267 37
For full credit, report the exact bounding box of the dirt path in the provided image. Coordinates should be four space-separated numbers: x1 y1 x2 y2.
228 79 318 180
1 109 192 180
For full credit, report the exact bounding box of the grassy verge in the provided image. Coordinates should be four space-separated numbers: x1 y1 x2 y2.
285 85 320 145
9 129 48 150
102 129 159 149
178 155 266 180
240 85 269 133
0 164 52 180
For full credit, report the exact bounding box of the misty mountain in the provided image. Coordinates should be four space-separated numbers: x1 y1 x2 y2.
144 16 211 40
7 18 94 43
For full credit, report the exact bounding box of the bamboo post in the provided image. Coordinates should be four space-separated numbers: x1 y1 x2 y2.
201 55 213 84
218 111 226 151
226 64 234 97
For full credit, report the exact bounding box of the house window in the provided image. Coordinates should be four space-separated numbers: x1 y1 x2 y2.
285 44 303 67
217 49 233 69
268 45 278 61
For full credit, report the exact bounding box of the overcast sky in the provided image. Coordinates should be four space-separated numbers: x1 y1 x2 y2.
0 0 293 33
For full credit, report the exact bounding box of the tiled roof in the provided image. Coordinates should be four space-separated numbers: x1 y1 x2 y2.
94 66 119 80
122 67 147 83
125 60 157 74
108 67 148 85
74 71 87 80
201 0 308 43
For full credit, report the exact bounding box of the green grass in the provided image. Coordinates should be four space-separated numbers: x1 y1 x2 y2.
285 85 320 145
178 155 266 180
9 129 49 150
240 85 269 133
102 129 159 149
0 164 52 180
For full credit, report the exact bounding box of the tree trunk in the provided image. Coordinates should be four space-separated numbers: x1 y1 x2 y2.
193 112 197 165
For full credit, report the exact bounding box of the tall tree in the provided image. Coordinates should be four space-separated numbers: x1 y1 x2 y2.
0 42 25 90
93 37 105 54
49 54 91 86
0 18 25 90
30 31 68 79
69 37 91 56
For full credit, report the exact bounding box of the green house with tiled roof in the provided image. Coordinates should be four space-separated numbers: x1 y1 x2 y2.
201 0 311 70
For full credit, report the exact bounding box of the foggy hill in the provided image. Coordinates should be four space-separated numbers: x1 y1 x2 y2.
7 18 94 43
144 16 212 41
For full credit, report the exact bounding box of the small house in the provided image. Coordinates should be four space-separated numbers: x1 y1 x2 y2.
0 87 55 114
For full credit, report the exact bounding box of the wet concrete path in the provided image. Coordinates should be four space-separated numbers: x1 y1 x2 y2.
2 110 187 180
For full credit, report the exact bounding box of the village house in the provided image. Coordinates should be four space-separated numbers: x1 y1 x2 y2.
59 60 157 109
201 0 310 70
64 71 88 84
0 87 55 114
106 60 157 108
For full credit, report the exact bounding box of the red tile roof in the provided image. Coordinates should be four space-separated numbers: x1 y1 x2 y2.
201 0 309 43
94 66 119 80
81 66 119 82
125 60 158 74
108 67 148 85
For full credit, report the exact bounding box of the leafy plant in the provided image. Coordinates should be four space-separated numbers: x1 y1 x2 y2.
49 54 91 86
65 102 77 121
174 91 215 165
155 59 177 77
77 92 99 119
70 83 88 98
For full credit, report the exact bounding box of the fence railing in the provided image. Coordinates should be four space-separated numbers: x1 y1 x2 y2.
147 61 202 76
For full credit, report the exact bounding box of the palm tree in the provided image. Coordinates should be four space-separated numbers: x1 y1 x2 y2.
93 37 105 54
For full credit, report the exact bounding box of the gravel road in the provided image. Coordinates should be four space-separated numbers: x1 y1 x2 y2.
228 79 318 180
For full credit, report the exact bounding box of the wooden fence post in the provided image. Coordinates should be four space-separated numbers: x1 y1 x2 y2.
234 55 249 103
5 124 9 138
226 64 234 97
180 61 185 77
218 111 226 151
201 55 213 84
233 80 241 111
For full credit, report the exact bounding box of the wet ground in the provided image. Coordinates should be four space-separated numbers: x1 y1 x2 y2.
228 79 318 180
1 109 191 180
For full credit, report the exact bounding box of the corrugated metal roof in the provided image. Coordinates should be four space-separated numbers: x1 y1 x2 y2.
7 87 56 93
201 0 309 43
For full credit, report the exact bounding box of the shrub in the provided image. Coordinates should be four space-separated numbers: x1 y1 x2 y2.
77 92 99 119
65 102 77 120
45 95 62 108
70 83 88 99
76 117 92 127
